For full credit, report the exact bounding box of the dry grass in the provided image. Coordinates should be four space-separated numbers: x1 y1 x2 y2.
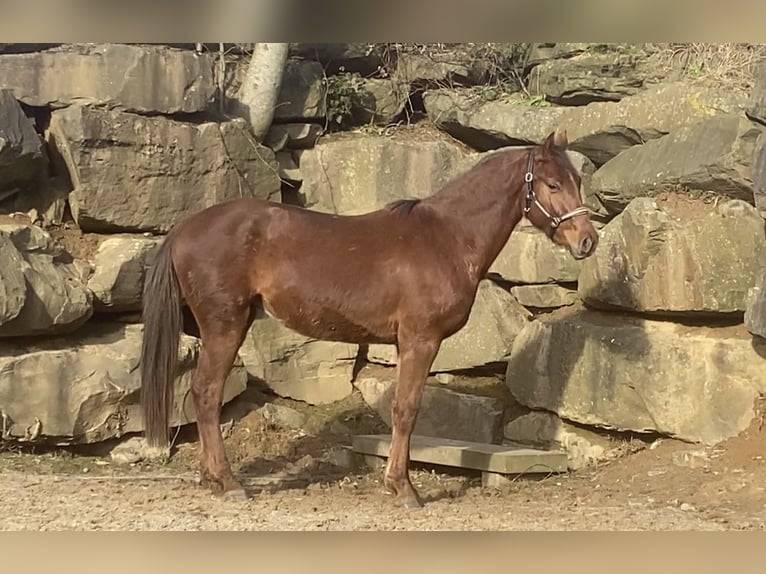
649 42 766 89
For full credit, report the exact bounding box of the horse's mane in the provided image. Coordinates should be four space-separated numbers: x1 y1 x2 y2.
386 198 422 217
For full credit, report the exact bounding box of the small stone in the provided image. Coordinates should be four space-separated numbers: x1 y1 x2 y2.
323 446 357 469
481 471 513 489
110 436 170 465
259 403 307 430
435 373 455 385
671 449 710 469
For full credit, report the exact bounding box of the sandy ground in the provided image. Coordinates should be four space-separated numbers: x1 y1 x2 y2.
2 386 766 531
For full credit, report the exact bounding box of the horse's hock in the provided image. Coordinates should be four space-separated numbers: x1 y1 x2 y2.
0 42 765 474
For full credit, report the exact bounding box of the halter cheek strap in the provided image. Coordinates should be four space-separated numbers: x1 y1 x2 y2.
523 151 591 229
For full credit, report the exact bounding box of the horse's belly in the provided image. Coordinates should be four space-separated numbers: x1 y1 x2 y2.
260 296 397 345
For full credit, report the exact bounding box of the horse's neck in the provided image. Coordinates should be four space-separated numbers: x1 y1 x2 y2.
426 152 526 281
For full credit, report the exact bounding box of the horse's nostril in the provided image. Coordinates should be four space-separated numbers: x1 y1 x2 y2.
580 236 593 255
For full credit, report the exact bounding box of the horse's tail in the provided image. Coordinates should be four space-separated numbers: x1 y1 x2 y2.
140 233 183 451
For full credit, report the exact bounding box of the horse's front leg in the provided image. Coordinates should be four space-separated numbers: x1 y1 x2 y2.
384 329 441 509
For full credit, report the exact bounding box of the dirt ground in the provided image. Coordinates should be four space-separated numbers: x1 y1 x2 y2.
2 382 766 531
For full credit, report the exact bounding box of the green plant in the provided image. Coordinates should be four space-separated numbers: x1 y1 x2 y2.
324 72 366 129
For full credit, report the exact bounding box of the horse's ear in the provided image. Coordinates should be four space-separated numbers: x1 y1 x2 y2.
544 131 568 150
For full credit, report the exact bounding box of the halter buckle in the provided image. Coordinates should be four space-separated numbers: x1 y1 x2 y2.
524 172 534 183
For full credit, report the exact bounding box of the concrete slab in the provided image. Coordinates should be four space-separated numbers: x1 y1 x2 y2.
352 434 568 475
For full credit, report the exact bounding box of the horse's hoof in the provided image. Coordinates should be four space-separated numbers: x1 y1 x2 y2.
222 488 249 503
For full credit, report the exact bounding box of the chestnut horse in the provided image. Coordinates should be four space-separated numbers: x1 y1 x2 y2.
140 131 598 508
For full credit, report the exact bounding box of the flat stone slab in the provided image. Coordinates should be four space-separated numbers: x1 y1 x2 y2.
352 434 567 475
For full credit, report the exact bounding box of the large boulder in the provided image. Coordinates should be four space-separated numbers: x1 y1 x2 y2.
578 197 766 315
745 248 766 338
424 89 567 152
0 223 92 337
747 60 766 126
392 51 484 87
424 83 747 165
356 375 504 443
350 78 409 125
0 90 47 202
504 411 617 470
265 123 323 151
592 114 762 213
527 45 660 105
752 133 766 218
0 230 26 325
525 43 595 66
290 43 383 76
510 284 578 309
273 60 327 122
506 307 766 445
48 106 280 232
0 43 215 113
87 235 162 313
368 280 531 372
293 132 474 214
490 227 583 284
239 318 358 405
0 323 247 444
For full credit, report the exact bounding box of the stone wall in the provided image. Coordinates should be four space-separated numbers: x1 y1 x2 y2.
1 43 766 466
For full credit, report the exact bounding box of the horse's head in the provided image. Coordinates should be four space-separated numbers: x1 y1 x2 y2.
522 131 599 260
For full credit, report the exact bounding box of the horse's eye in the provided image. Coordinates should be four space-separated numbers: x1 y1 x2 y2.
549 181 560 191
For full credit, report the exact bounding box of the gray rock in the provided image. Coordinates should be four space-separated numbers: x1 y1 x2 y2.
351 78 409 125
578 197 766 315
0 323 247 444
88 235 162 313
110 436 169 465
506 308 766 445
745 247 766 338
592 114 762 213
259 403 307 430
671 448 711 469
356 375 503 443
265 123 323 151
504 411 614 470
527 45 662 106
0 89 46 202
0 223 93 337
525 43 593 66
293 132 475 214
49 106 280 233
239 317 357 405
490 228 583 284
273 60 327 121
368 280 531 372
510 284 579 309
290 43 382 76
751 132 766 217
0 230 26 326
424 83 747 165
747 60 766 126
0 43 215 113
392 51 482 86
424 88 567 151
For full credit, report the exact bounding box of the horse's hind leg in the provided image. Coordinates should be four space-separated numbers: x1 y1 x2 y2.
384 328 441 509
191 309 252 501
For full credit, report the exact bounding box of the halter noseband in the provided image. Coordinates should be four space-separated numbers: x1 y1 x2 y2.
523 151 590 229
